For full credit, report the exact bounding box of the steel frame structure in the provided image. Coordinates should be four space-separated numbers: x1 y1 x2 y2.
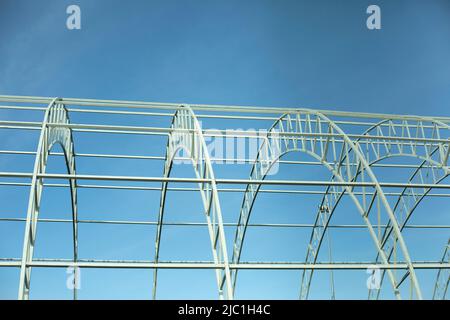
0 95 448 300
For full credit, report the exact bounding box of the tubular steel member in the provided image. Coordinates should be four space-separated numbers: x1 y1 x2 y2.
152 106 233 300
230 110 423 300
1 94 450 123
2 259 449 270
301 118 450 300
433 239 450 300
18 100 79 300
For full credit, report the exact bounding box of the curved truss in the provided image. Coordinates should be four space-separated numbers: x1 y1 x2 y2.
300 119 450 299
152 106 233 300
370 136 450 299
231 111 422 299
433 239 450 300
18 99 78 300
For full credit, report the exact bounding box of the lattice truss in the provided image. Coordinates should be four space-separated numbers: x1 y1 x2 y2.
0 95 448 300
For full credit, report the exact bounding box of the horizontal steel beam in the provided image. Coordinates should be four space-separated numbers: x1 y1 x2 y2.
0 149 439 170
2 181 450 198
0 259 448 270
1 217 448 229
2 105 449 132
2 172 450 189
1 94 449 122
1 120 449 144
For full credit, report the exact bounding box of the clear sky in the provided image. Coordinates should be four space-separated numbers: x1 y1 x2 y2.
0 0 449 299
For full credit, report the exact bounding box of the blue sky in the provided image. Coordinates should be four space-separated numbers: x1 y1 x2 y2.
0 0 449 299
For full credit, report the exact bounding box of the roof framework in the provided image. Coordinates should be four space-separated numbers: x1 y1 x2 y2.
0 95 448 300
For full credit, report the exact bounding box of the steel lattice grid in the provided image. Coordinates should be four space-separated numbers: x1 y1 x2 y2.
0 95 448 300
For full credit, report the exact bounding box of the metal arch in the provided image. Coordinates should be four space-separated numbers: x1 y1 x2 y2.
433 239 450 300
301 119 450 300
370 155 450 298
152 105 233 300
18 100 79 300
231 110 423 299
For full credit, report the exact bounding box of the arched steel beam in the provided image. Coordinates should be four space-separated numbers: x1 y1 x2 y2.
152 106 233 300
433 239 450 300
231 111 422 299
18 100 79 300
370 154 449 299
369 119 450 299
301 119 450 299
